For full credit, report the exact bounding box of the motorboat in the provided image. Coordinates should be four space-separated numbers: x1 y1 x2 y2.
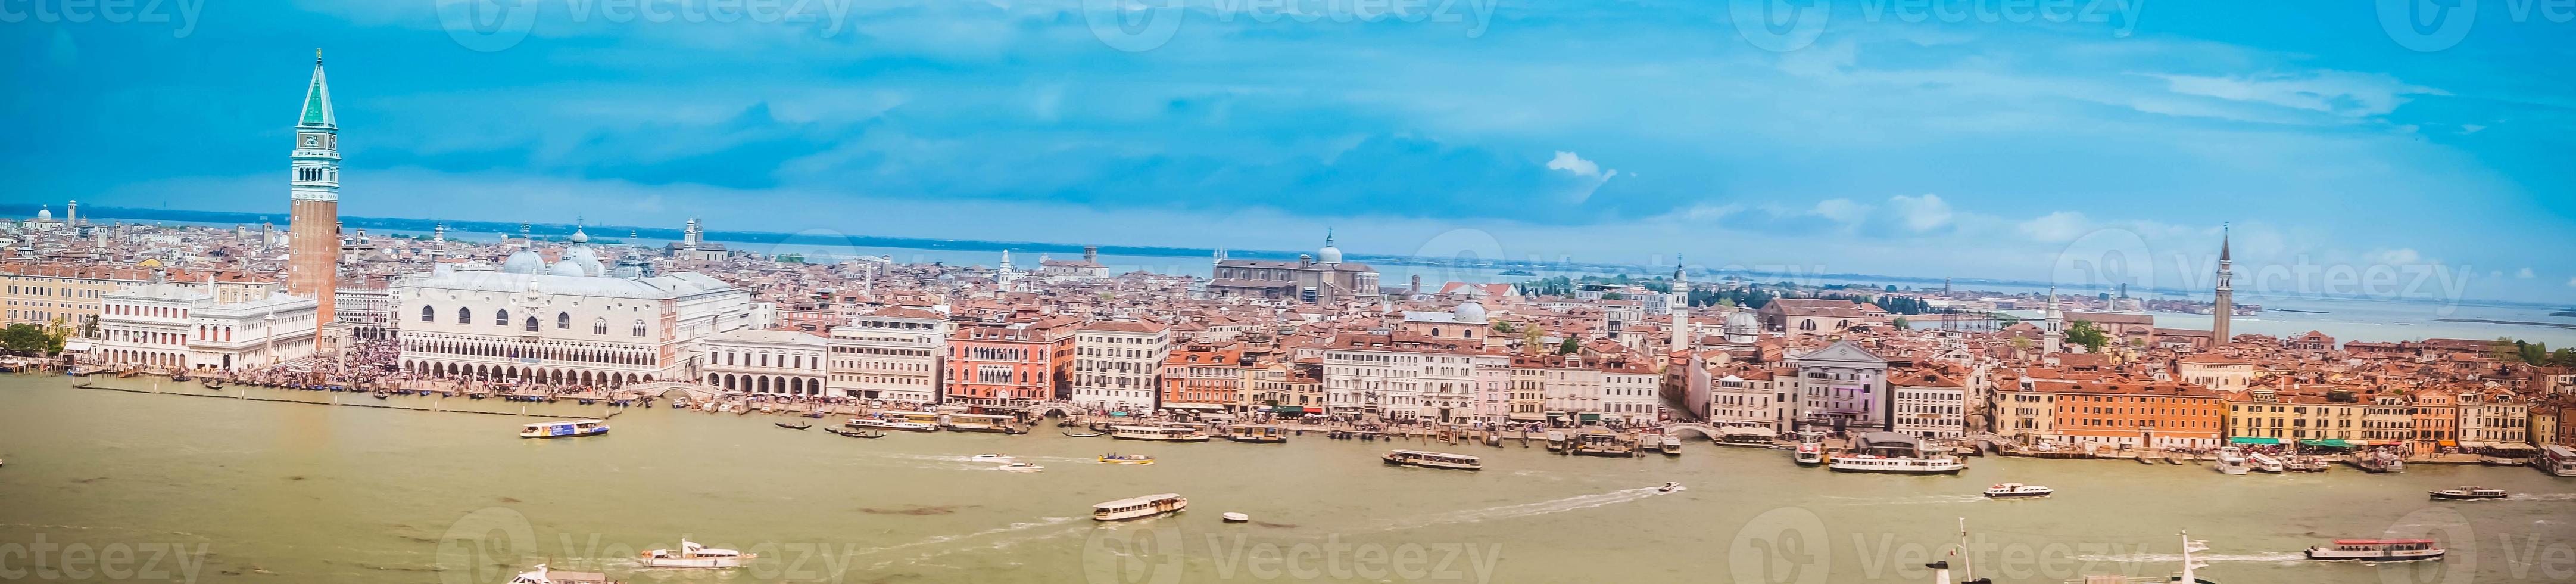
1981 483 2054 499
2306 539 2444 561
520 419 609 439
1544 431 1568 452
1794 442 1825 466
1099 453 1156 465
1382 450 1483 470
1657 482 1682 493
1062 430 1109 437
1000 462 1044 473
1094 493 1187 521
824 428 884 438
2214 447 2251 475
2247 452 2286 473
846 418 937 432
2427 486 2509 501
506 564 616 584
1222 512 1250 523
1658 436 1683 455
638 539 753 569
1827 455 1966 474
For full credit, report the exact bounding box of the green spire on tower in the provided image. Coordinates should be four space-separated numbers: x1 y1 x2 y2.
300 49 336 128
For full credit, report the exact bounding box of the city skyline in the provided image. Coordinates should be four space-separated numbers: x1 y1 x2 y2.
5 2 2571 302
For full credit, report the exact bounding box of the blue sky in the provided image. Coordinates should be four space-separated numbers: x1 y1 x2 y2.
2 1 2571 302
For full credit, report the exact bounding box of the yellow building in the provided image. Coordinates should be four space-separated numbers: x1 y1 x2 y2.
2222 385 2368 442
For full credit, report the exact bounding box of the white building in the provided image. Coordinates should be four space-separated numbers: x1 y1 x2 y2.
1071 320 1171 410
701 328 828 396
1792 340 1890 433
827 307 950 402
1710 369 1783 431
96 282 319 372
1598 356 1663 425
1890 370 1968 439
392 268 756 387
1315 333 1490 423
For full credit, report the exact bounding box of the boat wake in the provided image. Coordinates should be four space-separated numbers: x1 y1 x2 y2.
2506 493 2576 501
1377 486 1675 530
1820 493 1986 506
848 517 1080 559
859 518 1086 570
2070 551 2307 564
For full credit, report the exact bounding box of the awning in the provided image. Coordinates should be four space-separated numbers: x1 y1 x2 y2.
2459 441 2487 449
1579 413 1602 421
1302 407 1323 414
2229 437 2282 445
2299 439 2357 448
1271 405 1302 414
2438 440 2458 447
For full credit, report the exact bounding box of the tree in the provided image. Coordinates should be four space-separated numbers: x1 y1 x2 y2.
1601 292 1627 300
1523 326 1544 353
2066 320 2110 353
2553 347 2576 368
2009 337 2032 351
1558 338 1580 355
1 324 52 356
2491 337 2523 363
1891 316 1910 330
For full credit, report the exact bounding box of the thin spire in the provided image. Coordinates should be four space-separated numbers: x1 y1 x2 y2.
2219 223 2231 262
1324 227 1334 247
299 49 336 128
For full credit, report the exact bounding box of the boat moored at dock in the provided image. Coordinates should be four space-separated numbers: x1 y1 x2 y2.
1093 493 1187 521
2248 452 2286 473
2306 539 2444 561
1658 436 1683 455
1224 425 1289 443
1793 441 1825 467
1112 425 1212 442
2538 445 2576 477
1383 449 1483 470
2348 449 2405 473
2215 447 2251 475
520 419 609 439
638 539 753 568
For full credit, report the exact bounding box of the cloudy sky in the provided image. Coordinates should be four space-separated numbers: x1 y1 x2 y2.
4 1 2571 302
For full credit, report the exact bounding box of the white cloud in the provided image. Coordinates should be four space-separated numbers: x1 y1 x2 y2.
1545 151 1618 204
2150 71 2446 119
2018 211 2090 242
2516 267 2534 279
1812 198 1872 225
2567 277 2576 288
1886 194 1954 231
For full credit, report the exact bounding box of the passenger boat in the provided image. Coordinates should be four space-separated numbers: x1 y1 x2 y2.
1224 425 1289 443
1981 483 2054 499
2290 455 2332 472
1383 449 1483 470
1715 432 1774 448
1099 453 1156 464
1570 431 1636 457
2480 456 2530 467
638 539 753 568
1111 425 1212 442
1544 431 1568 452
1062 430 1108 438
1794 442 1825 466
507 564 617 584
2214 447 2251 475
2306 539 2444 561
846 418 937 432
2349 450 2405 473
2427 486 2509 501
2248 452 2286 473
1826 455 1966 474
2538 445 2576 477
1658 436 1683 455
774 421 811 430
520 418 609 439
1000 462 1044 472
1093 493 1188 521
943 414 1017 433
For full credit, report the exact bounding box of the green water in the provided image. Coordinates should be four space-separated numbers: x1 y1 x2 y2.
2 375 2570 583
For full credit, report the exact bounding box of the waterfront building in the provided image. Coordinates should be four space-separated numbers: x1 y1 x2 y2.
2222 386 2366 442
1519 353 1601 424
826 308 949 403
1991 380 2059 440
1160 343 1244 413
701 328 828 396
286 52 343 339
1071 320 1172 411
2456 387 2528 450
1206 232 1380 305
1790 340 1891 433
2361 394 2418 442
2 263 155 328
1318 332 1487 422
2041 379 2225 449
1599 355 1662 425
944 318 1074 409
1890 369 1967 439
1709 367 1782 431
2411 387 2458 454
391 269 756 386
1507 361 1546 423
96 282 319 371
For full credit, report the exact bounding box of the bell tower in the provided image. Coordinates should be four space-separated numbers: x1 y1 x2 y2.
288 49 342 324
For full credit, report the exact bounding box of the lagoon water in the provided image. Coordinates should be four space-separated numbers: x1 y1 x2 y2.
4 375 2571 583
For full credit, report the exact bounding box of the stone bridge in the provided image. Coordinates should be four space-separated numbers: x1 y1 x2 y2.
1021 402 1087 418
1658 422 1775 440
626 381 719 402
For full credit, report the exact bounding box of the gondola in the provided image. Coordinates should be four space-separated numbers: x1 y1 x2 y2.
1062 431 1109 438
825 428 885 438
775 421 812 430
172 374 193 381
371 392 390 399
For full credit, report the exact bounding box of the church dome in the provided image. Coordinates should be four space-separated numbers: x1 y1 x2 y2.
570 228 589 244
1316 244 1342 265
1726 311 1758 332
565 246 604 276
548 259 587 277
34 207 51 221
501 250 545 274
1452 301 1488 324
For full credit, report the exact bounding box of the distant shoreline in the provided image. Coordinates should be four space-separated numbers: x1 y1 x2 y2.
2436 318 2576 330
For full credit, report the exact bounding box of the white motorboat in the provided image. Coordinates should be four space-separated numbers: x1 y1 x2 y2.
638 539 753 569
1657 482 1682 492
2248 452 2286 473
1000 462 1044 472
1793 442 1825 466
846 418 936 432
2306 539 2444 561
2215 447 2250 475
2427 486 2508 501
1383 449 1483 470
1094 493 1188 521
1827 455 1966 474
520 419 609 439
507 564 616 584
1981 483 2054 499
1221 512 1250 523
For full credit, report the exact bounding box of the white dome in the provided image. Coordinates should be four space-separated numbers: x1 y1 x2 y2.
1725 311 1758 333
34 207 51 221
1317 245 1343 265
570 228 589 243
548 260 587 277
1452 302 1488 324
565 246 604 276
501 250 546 274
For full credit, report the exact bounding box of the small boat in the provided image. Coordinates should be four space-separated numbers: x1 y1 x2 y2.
2427 486 2509 501
1383 449 1483 470
846 418 937 432
1100 453 1156 464
803 410 828 418
638 538 753 568
520 418 609 439
1000 462 1044 472
1094 493 1187 521
2214 447 2251 475
1062 431 1109 438
775 421 811 430
2306 539 2444 561
1657 482 1682 492
1659 436 1683 455
1222 512 1250 523
1981 483 2054 499
2248 452 2286 473
507 563 617 584
1543 431 1568 452
969 453 1013 462
1794 442 1825 466
824 428 885 439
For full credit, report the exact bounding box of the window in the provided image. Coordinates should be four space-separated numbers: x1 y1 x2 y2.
524 316 539 332
632 319 647 337
593 318 607 335
495 309 510 325
421 306 436 322
556 312 570 330
457 307 472 324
